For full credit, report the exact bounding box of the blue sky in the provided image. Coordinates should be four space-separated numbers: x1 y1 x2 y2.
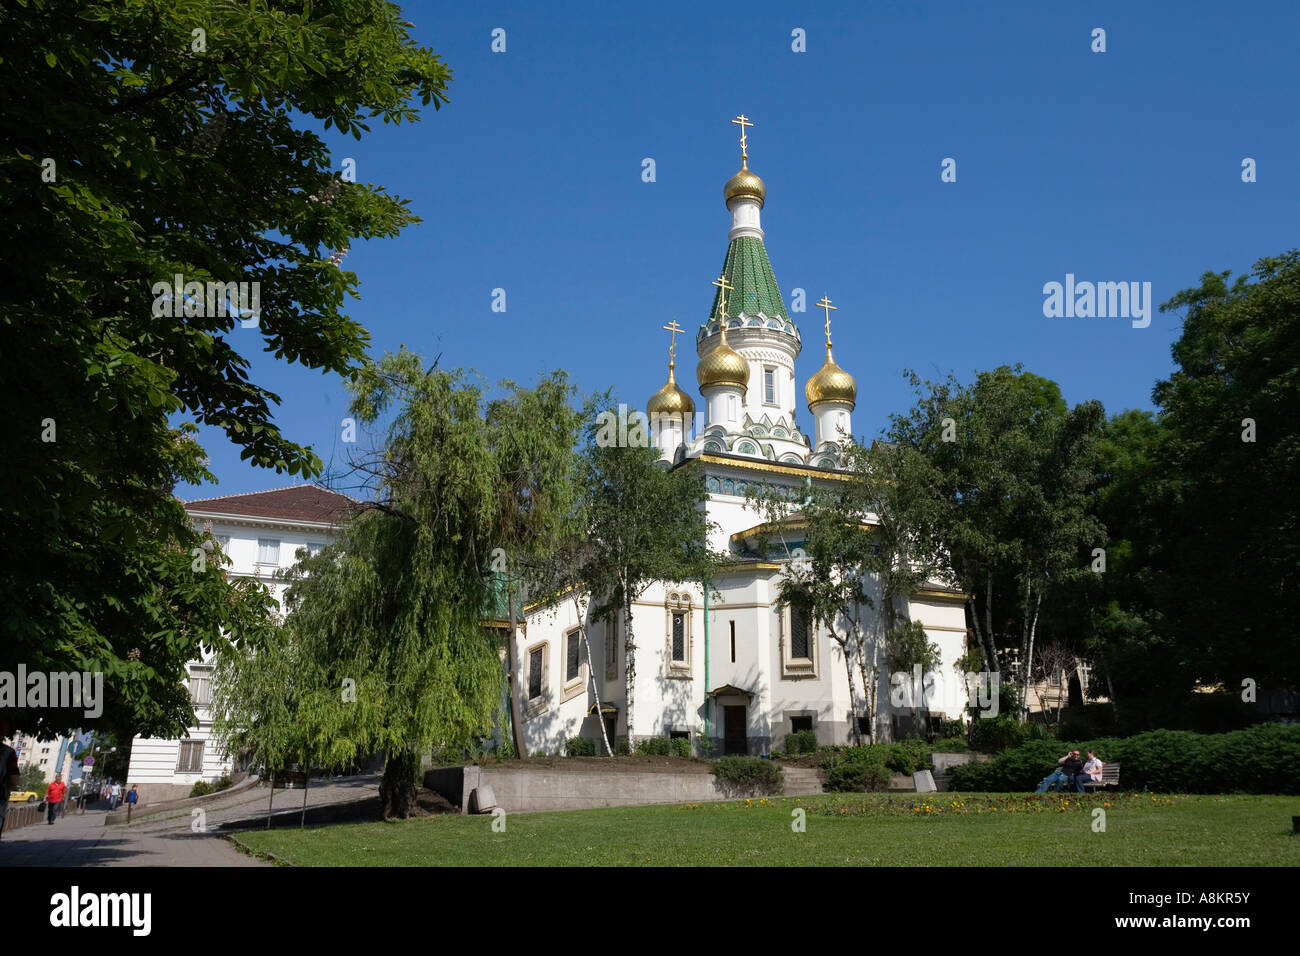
184 0 1300 498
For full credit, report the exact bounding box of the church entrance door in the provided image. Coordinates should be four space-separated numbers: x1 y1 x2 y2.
723 705 747 755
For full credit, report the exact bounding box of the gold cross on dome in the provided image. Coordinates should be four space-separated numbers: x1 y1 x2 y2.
662 319 685 362
712 274 735 321
732 114 753 161
817 295 837 342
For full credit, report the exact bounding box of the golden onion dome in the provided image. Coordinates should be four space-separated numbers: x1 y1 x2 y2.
724 162 766 207
647 362 695 417
697 335 749 391
805 345 857 409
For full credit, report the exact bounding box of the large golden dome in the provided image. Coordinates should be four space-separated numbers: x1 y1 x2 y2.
724 163 766 207
805 345 857 409
647 363 695 417
697 336 749 391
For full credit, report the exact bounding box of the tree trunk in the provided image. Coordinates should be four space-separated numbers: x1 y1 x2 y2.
984 572 997 672
835 628 862 746
572 594 613 756
1021 586 1042 721
379 745 418 820
506 588 527 757
622 578 636 752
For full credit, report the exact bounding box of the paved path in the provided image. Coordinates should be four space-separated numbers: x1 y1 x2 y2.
0 774 382 867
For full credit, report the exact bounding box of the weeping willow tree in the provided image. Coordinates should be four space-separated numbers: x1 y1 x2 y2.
212 349 587 818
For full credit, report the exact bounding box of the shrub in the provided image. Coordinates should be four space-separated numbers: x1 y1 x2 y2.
889 738 934 774
931 736 970 753
968 715 1027 753
712 756 783 794
189 780 215 798
565 736 596 757
635 736 673 756
784 729 818 755
615 740 630 755
822 747 892 792
213 775 234 792
938 719 967 739
669 737 692 759
946 724 1300 794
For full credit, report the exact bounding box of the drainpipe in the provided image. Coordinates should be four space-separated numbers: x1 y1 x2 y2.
703 578 710 751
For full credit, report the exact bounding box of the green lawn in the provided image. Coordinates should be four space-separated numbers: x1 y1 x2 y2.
230 792 1300 866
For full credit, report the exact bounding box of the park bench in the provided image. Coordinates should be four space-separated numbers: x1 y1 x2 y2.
1080 762 1120 790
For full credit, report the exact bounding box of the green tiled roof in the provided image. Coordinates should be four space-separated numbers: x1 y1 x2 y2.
708 236 790 321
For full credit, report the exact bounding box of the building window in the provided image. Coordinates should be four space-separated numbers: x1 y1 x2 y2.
307 541 325 557
664 593 693 677
790 606 811 659
604 617 618 682
763 367 777 404
566 629 581 682
214 534 230 556
189 666 213 706
727 394 738 420
177 740 205 773
528 646 544 701
257 538 280 565
730 620 736 663
780 604 816 679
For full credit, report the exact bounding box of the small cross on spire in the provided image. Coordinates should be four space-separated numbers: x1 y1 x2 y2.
817 295 837 342
662 319 685 364
732 114 753 165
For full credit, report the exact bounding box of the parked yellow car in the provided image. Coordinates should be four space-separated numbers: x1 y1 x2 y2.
8 790 40 803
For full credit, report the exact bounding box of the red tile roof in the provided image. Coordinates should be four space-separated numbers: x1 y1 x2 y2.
183 485 359 524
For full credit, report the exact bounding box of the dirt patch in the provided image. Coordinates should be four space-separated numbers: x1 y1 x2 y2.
217 787 457 830
452 755 715 774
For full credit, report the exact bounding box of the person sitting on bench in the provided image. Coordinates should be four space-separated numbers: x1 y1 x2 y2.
1035 749 1085 792
1079 750 1104 788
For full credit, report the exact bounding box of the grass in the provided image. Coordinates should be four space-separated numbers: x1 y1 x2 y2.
229 792 1300 866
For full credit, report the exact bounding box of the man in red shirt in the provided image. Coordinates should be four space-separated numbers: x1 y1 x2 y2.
44 778 66 824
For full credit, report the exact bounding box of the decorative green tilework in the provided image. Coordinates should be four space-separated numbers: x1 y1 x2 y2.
708 236 790 321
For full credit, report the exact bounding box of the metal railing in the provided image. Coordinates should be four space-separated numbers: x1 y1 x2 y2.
2 802 44 834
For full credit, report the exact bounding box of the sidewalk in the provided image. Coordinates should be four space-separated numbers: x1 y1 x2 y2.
0 803 266 867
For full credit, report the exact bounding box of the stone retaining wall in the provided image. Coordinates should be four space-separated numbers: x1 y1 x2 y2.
426 765 825 814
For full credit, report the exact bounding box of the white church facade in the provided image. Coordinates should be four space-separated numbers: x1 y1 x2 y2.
509 119 972 757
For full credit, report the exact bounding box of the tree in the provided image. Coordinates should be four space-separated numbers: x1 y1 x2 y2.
1080 253 1300 729
213 351 589 818
0 1 450 740
748 437 943 744
568 420 713 748
1151 252 1300 694
18 765 47 796
887 367 1106 717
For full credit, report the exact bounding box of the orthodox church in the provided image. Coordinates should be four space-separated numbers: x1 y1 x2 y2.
511 118 970 757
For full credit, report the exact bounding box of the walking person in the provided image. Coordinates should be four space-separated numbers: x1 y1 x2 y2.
126 784 138 808
44 777 67 824
109 781 122 811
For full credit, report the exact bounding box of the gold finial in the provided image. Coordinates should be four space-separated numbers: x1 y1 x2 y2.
712 274 735 337
817 295 837 352
662 319 685 365
732 114 753 167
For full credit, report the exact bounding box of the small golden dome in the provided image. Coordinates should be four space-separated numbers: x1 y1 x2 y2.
647 363 695 417
697 336 749 391
724 163 766 207
805 346 857 409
